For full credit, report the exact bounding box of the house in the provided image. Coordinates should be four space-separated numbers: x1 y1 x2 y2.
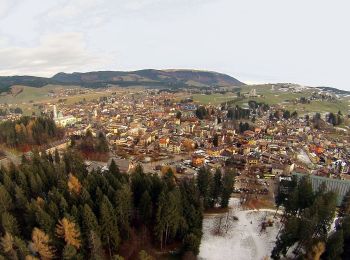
271 164 285 176
159 137 170 148
168 142 181 154
247 156 259 165
140 134 152 146
207 147 223 157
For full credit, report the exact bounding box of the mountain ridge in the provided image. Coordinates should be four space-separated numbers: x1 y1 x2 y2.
0 69 245 93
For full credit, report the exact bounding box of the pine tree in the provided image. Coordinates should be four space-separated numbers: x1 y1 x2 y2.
62 244 77 259
139 191 152 224
109 159 120 175
155 190 182 250
13 236 29 260
0 185 12 213
220 171 235 208
324 230 343 260
88 231 104 260
14 186 28 210
1 212 20 236
197 167 211 209
56 218 81 249
0 232 18 260
82 204 100 237
35 207 54 234
340 190 350 217
97 132 109 153
183 233 201 256
209 169 222 207
114 184 132 239
99 196 120 257
30 228 55 260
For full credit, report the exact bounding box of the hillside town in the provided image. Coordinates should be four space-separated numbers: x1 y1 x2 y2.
3 87 349 205
1 86 350 259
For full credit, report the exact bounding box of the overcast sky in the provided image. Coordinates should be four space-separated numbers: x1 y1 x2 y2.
0 0 349 90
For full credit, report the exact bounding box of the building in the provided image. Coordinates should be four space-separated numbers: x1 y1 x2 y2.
53 105 77 127
293 172 350 206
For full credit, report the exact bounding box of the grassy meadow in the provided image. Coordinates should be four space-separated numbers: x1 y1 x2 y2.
192 84 350 115
0 85 108 115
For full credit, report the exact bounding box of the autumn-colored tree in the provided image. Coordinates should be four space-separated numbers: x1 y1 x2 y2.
56 218 81 249
183 139 195 152
30 228 55 260
67 174 82 195
0 232 17 260
305 241 325 260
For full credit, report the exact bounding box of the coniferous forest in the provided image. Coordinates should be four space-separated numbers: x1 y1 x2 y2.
0 116 64 149
273 176 350 260
0 150 207 259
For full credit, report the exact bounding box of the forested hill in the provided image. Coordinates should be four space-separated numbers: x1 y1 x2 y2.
0 69 245 93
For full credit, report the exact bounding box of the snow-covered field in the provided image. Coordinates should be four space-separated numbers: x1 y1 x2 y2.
199 199 281 260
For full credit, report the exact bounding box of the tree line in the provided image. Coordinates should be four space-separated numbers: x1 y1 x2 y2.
196 167 235 209
327 111 343 126
272 176 350 259
71 130 110 161
226 106 250 121
0 148 215 259
0 116 64 148
0 107 23 116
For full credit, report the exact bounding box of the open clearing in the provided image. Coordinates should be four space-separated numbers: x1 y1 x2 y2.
0 85 108 115
193 93 237 105
199 199 281 260
192 85 350 114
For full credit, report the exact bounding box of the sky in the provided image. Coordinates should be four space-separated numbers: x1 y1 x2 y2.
0 0 349 90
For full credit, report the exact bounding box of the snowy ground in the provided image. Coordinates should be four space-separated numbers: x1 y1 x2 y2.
198 199 281 260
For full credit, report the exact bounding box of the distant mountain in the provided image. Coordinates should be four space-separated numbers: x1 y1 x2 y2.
0 69 245 93
316 86 350 95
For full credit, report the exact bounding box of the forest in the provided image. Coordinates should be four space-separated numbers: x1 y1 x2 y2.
0 148 235 259
0 116 64 149
272 176 350 259
70 130 110 162
0 107 23 116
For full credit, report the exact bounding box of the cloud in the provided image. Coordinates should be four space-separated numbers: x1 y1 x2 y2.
0 0 19 18
0 33 107 77
122 0 209 10
39 0 210 28
40 0 110 28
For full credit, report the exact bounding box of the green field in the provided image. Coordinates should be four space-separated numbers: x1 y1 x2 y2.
193 93 238 105
0 85 108 115
193 85 350 115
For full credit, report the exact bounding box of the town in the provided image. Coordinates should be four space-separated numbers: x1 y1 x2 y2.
1 85 350 259
2 85 349 207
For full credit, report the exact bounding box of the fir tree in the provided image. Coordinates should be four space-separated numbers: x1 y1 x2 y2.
99 196 120 257
220 171 235 208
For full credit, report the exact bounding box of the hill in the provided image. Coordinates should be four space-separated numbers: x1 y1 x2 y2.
0 69 245 93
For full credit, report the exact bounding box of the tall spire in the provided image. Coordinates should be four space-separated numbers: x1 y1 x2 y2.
53 105 57 119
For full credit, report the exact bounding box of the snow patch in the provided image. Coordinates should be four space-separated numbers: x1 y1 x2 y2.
199 199 281 260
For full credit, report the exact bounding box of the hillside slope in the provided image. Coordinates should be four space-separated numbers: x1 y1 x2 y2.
0 69 245 93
